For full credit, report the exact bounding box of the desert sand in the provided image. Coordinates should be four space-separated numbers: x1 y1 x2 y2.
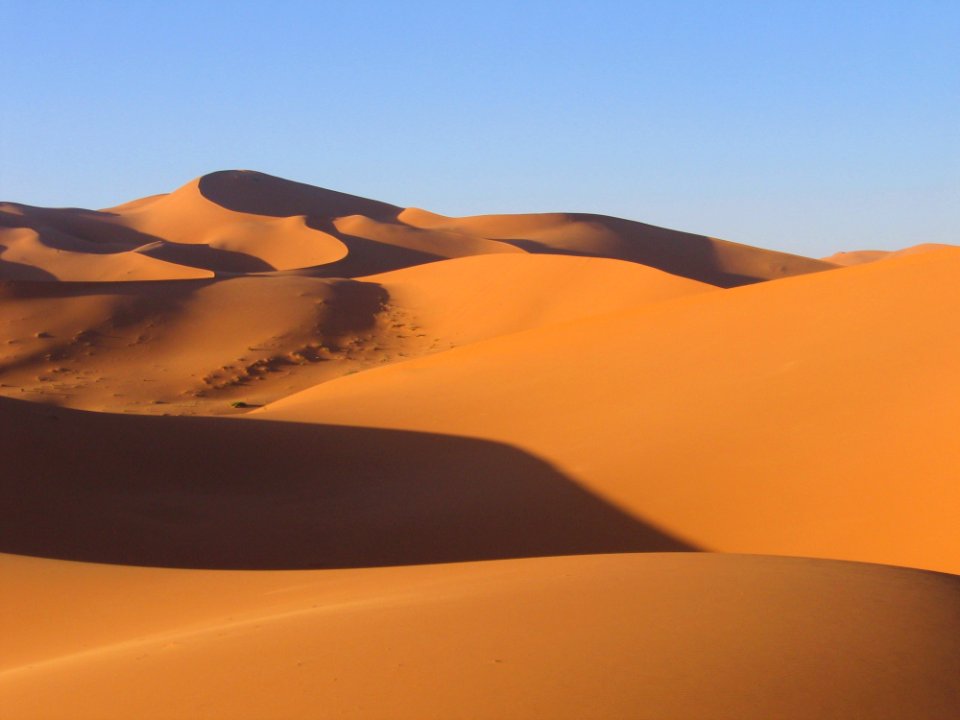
2 170 958 718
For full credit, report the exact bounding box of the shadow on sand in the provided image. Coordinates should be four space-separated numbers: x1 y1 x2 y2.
1 397 694 569
0 247 58 281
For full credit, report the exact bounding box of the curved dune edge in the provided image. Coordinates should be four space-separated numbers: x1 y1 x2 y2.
0 253 713 414
258 248 960 574
2 552 959 720
113 178 351 271
397 206 837 286
1 169 836 282
0 394 692 569
0 226 214 281
365 253 717 347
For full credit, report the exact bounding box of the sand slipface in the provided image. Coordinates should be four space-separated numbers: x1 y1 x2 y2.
2 171 959 719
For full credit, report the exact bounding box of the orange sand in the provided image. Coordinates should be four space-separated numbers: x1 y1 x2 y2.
2 171 958 718
3 552 960 720
259 248 960 574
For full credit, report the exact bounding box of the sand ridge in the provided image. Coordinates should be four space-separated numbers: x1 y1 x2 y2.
399 207 837 286
2 169 836 283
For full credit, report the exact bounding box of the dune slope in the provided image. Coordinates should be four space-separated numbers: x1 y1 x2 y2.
0 254 712 413
1 170 834 283
367 253 716 348
2 552 959 720
3 171 958 720
259 248 960 574
400 207 836 286
0 395 689 568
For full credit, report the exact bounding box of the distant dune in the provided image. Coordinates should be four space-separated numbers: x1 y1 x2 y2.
259 247 960 574
823 243 956 266
1 169 833 283
2 171 958 719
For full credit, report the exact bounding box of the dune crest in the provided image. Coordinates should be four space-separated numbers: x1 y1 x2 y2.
2 169 835 283
398 207 837 286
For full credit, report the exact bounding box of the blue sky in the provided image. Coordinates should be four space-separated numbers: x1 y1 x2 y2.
1 1 957 256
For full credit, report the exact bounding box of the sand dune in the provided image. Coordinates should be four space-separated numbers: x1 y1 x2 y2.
0 218 214 281
0 275 390 413
823 242 956 266
399 207 836 286
3 552 959 719
368 253 716 350
259 248 960 574
0 253 712 413
2 171 959 718
1 169 836 283
106 176 352 272
821 248 891 265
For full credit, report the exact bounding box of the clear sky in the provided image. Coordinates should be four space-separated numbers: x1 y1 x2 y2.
1 1 957 257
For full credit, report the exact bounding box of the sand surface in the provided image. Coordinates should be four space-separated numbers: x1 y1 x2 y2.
3 552 959 720
2 171 958 718
257 247 960 574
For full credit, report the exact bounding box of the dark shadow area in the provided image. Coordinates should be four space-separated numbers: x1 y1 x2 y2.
581 215 768 287
0 277 216 300
321 278 389 336
198 170 403 222
1 397 695 569
498 238 763 288
139 240 276 274
490 214 767 288
304 224 445 278
1 203 278 276
12 222 132 255
0 202 170 252
429 212 831 288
